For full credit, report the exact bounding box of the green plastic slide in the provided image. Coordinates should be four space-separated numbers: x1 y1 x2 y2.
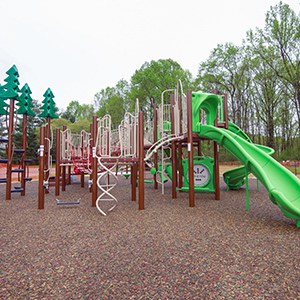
223 122 275 189
198 124 300 226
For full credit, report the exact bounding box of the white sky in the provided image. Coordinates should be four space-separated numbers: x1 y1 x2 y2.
0 0 299 110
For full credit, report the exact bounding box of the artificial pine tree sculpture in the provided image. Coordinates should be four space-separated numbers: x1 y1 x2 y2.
17 83 36 117
38 88 58 193
38 88 59 119
16 83 36 195
1 65 20 200
0 85 9 115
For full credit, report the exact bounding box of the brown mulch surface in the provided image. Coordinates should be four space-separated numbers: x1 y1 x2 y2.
0 176 299 299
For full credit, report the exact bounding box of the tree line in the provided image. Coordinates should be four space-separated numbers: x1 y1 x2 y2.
1 1 298 161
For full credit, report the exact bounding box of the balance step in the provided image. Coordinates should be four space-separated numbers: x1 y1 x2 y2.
14 149 25 154
0 158 8 163
0 178 7 183
24 159 33 163
12 168 24 173
0 138 8 143
11 187 24 193
56 199 80 205
24 177 32 182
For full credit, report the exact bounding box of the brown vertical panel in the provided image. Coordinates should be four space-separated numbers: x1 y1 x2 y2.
138 112 145 210
186 90 195 207
38 126 45 209
214 142 220 200
55 128 61 196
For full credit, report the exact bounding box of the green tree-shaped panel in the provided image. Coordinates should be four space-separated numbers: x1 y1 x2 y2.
0 85 9 115
1 65 20 100
17 83 36 116
38 88 59 119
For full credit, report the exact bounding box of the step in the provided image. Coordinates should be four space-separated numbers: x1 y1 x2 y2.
11 168 24 173
0 138 8 143
11 188 24 193
56 199 80 205
24 159 33 163
0 158 8 163
14 149 25 154
0 178 7 183
24 177 32 182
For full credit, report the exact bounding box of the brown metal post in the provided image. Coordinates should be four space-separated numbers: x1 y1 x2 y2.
81 173 85 188
223 94 228 129
171 94 177 199
153 103 158 190
89 123 93 193
214 142 220 200
62 166 66 191
92 116 98 207
187 90 195 207
67 165 71 185
131 163 137 201
197 140 202 156
178 142 183 189
55 128 61 196
21 114 27 196
138 112 145 210
38 126 45 209
44 118 51 194
6 99 15 200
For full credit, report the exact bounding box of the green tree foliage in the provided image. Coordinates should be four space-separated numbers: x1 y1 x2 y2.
60 100 94 123
247 1 300 133
196 43 251 129
94 79 130 128
130 59 192 115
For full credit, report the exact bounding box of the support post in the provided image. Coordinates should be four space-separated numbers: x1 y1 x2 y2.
21 114 27 196
92 116 98 207
38 126 45 209
131 163 137 201
153 103 158 190
171 94 177 199
138 112 145 210
214 142 220 200
55 128 61 196
6 99 14 200
245 172 250 210
186 90 195 207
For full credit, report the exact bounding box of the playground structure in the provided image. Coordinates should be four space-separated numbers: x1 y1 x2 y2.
35 80 300 227
1 65 299 227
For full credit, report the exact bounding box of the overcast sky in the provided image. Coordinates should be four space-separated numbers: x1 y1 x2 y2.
0 0 299 110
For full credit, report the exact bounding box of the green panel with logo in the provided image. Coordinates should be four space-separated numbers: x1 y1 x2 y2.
182 156 215 192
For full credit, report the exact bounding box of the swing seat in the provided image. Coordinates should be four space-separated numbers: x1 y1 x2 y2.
56 199 80 205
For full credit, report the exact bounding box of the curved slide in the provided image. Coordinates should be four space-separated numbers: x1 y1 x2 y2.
198 124 300 226
223 122 275 189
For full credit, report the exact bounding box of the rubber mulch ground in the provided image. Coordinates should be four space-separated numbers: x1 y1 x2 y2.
0 176 299 299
